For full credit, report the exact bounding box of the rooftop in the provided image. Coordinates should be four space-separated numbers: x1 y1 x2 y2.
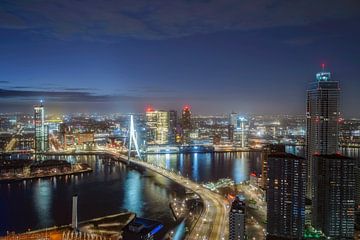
314 153 353 160
268 152 305 160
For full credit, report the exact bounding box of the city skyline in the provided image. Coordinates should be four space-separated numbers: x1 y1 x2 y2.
1 2 360 239
0 1 360 116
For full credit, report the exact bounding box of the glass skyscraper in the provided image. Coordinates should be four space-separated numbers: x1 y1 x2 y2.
145 109 170 145
34 101 49 153
306 69 340 198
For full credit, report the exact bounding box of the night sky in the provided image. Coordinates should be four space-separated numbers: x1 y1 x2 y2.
0 1 360 116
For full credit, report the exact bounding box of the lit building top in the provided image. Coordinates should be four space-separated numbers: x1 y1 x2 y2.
146 106 154 112
316 72 331 81
315 64 332 82
183 105 191 112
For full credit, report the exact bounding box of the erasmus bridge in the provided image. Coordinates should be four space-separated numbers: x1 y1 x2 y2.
15 115 229 240
114 115 229 240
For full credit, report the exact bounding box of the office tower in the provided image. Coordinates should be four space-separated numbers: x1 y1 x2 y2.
306 67 340 198
229 112 238 127
228 124 234 142
181 105 191 129
312 154 355 238
145 109 170 145
266 152 306 239
34 101 49 153
356 164 360 231
229 113 248 148
169 110 178 144
72 194 78 230
236 117 248 148
229 196 246 240
181 105 192 144
355 165 360 210
261 144 286 189
229 112 238 143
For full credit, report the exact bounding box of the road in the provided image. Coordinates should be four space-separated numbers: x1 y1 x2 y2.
106 150 229 240
4 126 23 152
237 184 266 239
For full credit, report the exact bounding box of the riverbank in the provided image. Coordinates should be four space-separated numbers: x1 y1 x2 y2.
110 152 228 239
0 167 92 184
0 212 135 240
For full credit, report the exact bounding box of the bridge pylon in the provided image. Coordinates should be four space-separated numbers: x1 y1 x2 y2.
128 115 141 161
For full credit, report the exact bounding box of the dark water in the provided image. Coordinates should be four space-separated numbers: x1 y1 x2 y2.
0 152 263 235
0 155 186 235
145 151 263 184
2 147 357 236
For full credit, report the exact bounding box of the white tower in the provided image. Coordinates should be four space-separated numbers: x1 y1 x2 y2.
128 115 141 161
72 194 78 230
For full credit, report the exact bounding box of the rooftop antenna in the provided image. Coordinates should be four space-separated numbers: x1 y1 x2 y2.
321 63 325 72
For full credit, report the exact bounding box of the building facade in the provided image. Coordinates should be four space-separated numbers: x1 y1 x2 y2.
229 113 248 148
168 110 178 144
145 109 170 145
306 70 340 198
266 152 306 239
229 196 246 240
181 105 192 144
261 144 286 190
34 101 49 153
312 154 355 239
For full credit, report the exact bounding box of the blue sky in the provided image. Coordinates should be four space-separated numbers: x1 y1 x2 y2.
0 0 360 116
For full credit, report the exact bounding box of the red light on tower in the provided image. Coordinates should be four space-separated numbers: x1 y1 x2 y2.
146 105 154 112
183 104 191 111
321 63 325 71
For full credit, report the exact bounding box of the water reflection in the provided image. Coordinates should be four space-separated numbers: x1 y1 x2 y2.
123 171 143 216
33 180 53 227
146 151 262 184
232 152 248 183
179 154 184 173
192 153 199 182
0 155 185 236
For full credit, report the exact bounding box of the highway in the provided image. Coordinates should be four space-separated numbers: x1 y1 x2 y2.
237 184 266 239
105 150 229 240
4 126 23 152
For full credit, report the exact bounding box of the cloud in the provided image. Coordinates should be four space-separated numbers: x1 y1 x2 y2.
0 87 182 103
0 88 108 102
0 0 359 40
62 87 96 91
0 80 10 84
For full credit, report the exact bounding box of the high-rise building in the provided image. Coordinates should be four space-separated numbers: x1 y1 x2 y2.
260 144 286 189
355 160 360 231
266 152 306 239
169 110 178 144
181 105 192 144
229 113 248 148
34 101 49 153
229 196 246 240
145 108 170 145
306 66 340 198
312 154 355 239
228 124 234 142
